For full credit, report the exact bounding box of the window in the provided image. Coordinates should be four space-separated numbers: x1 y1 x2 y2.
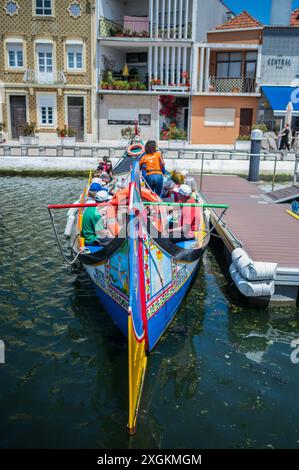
37 94 56 127
216 52 243 78
67 45 83 70
4 1 19 16
7 43 24 68
245 51 258 78
35 0 52 16
204 108 235 127
68 2 81 18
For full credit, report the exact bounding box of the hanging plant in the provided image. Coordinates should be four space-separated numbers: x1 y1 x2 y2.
159 95 181 123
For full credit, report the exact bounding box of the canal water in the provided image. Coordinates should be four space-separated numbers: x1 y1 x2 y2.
0 176 299 449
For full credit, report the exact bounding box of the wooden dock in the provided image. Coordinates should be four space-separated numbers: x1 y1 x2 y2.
194 175 299 305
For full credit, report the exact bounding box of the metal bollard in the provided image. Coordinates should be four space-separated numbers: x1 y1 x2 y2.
248 129 263 182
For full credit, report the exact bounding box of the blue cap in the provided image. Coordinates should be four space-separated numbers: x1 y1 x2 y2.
89 183 102 192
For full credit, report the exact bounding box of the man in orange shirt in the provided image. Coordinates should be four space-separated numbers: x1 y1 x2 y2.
139 140 165 196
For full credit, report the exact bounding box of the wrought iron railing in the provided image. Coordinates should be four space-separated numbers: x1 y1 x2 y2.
208 76 257 94
23 69 67 85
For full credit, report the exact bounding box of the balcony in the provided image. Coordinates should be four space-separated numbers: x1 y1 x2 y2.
208 76 257 94
23 70 67 86
99 16 192 40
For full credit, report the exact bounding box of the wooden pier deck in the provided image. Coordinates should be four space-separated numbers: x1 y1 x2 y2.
194 175 299 305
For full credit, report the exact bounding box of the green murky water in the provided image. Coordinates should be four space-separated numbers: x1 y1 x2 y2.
0 177 299 449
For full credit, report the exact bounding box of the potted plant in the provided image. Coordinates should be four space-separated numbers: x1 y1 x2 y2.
235 134 251 151
0 123 6 144
19 122 38 145
57 125 76 146
161 123 187 146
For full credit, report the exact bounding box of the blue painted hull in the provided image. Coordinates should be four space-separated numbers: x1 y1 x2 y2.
86 256 201 351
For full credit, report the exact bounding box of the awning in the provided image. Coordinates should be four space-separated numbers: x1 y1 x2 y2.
261 86 299 116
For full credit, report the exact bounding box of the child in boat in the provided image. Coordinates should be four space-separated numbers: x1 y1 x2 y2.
82 191 113 246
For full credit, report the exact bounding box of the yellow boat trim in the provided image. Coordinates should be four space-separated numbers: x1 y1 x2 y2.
128 315 147 435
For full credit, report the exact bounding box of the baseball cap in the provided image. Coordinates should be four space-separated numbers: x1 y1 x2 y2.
95 191 112 203
89 182 102 192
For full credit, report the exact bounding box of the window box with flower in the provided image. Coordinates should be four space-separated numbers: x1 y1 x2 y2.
57 125 76 146
19 123 39 145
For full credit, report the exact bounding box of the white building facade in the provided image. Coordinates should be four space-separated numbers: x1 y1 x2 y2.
95 0 230 143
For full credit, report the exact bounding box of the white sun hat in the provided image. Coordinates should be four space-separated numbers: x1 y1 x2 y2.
173 184 192 197
95 191 112 203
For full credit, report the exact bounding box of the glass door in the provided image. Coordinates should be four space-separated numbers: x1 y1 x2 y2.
37 44 53 84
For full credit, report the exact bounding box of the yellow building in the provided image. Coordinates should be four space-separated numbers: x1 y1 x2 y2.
0 0 97 143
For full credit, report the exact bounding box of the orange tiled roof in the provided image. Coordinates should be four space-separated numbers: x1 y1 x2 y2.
290 8 299 27
215 10 263 30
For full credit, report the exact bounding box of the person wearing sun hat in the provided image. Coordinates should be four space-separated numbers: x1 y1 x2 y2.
171 184 201 239
82 191 112 246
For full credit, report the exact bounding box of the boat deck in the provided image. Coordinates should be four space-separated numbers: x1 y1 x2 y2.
193 175 299 304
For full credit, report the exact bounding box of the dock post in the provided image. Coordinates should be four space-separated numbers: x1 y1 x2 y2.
248 129 263 182
294 151 299 186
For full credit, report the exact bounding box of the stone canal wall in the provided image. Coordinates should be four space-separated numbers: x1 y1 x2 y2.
0 155 296 176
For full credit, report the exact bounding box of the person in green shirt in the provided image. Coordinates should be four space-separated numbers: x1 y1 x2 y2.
82 191 112 246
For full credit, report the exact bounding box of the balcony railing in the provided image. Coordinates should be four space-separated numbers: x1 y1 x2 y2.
99 16 192 39
23 69 67 85
208 76 257 94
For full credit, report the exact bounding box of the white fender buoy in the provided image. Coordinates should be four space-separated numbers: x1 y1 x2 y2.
229 264 275 297
231 248 277 281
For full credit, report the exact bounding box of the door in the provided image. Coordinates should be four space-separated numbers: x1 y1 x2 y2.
37 44 53 84
240 108 253 136
67 97 84 141
10 96 26 139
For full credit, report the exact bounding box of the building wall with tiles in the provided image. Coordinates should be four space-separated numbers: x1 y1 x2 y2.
0 0 95 140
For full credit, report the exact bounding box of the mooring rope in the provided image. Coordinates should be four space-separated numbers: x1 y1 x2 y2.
48 208 83 266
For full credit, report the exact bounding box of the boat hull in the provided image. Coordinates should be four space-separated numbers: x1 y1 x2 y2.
83 247 203 351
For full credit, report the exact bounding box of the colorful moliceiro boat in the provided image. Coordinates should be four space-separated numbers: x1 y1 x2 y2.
48 158 227 434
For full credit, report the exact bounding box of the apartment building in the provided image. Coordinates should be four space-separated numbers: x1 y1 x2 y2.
258 4 299 134
191 11 263 146
0 0 97 143
96 0 231 142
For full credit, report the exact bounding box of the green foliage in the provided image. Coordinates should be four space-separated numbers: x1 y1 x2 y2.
21 122 36 136
237 135 251 141
252 123 268 133
161 123 187 141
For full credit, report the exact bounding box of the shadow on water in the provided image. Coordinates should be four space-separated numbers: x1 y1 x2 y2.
0 177 299 449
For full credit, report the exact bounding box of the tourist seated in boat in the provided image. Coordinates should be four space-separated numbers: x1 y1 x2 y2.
169 184 201 240
88 182 109 200
103 157 114 178
161 180 178 200
139 140 165 196
82 191 113 247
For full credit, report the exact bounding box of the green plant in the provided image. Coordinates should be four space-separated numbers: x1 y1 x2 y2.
121 127 135 139
21 122 36 136
112 80 130 90
237 135 250 141
57 125 76 138
129 68 139 77
0 123 6 132
252 123 268 133
161 123 187 141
